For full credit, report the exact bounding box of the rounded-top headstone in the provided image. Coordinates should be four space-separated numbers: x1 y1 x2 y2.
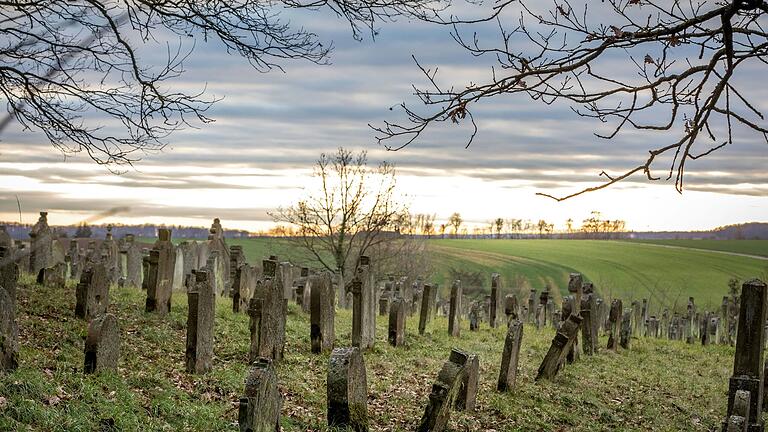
327 347 368 432
84 313 120 374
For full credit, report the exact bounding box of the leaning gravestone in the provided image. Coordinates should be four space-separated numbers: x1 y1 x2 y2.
186 270 215 374
239 358 281 432
144 249 171 314
388 297 406 347
417 348 469 432
310 272 335 354
448 280 462 337
0 288 18 371
327 347 369 432
84 313 120 374
498 320 523 392
455 351 479 411
75 263 109 320
536 313 583 381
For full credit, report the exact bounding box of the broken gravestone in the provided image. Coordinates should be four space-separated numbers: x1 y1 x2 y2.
388 297 406 347
417 348 470 432
536 313 583 381
84 313 120 374
455 351 479 411
327 347 368 432
186 270 215 374
75 263 109 320
239 358 281 432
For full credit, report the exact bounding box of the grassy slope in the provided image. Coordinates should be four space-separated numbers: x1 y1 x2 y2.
1 276 735 431
629 239 768 258
430 240 768 312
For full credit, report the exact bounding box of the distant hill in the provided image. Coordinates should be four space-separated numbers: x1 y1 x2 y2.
630 222 768 240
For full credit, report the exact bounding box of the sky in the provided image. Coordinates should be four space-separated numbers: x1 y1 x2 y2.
0 3 766 233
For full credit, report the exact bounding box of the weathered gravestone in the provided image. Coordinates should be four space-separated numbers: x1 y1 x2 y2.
504 294 518 323
498 320 523 392
722 279 767 432
144 249 172 314
75 263 109 320
527 289 537 324
490 273 501 328
726 390 751 432
448 280 462 337
66 239 81 281
350 256 376 349
327 347 368 432
687 297 697 344
0 226 10 249
455 351 479 412
0 287 18 371
207 219 230 296
607 299 623 351
418 284 434 335
536 313 583 381
469 302 480 332
29 211 53 276
417 348 471 432
120 235 143 289
248 259 287 361
84 313 120 374
310 272 335 354
0 247 19 309
619 310 632 349
238 358 281 432
581 293 597 356
388 297 406 347
39 262 67 289
186 270 215 374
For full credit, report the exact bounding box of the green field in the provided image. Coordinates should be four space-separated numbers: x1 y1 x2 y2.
0 276 736 431
430 239 768 313
141 237 768 314
629 239 768 258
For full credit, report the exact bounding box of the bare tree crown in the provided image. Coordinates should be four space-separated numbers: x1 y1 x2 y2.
373 0 768 199
1 0 443 165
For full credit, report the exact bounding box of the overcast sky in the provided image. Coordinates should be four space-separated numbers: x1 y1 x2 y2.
1 4 766 232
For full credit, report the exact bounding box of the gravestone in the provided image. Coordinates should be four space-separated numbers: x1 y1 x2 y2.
527 289 537 324
41 262 67 288
84 313 120 374
207 219 230 296
448 280 462 337
350 256 376 349
620 310 632 349
687 297 697 344
469 302 480 332
0 288 18 371
607 299 622 351
154 229 176 296
581 293 597 355
29 211 53 276
378 291 390 316
490 273 501 328
723 279 767 432
75 263 109 320
66 239 81 281
0 226 10 249
145 249 172 314
455 351 479 411
536 313 583 381
419 284 433 335
186 270 215 374
327 347 368 432
497 320 523 392
388 297 406 347
539 290 550 327
238 358 281 432
120 235 143 288
504 294 518 322
417 348 470 432
310 272 335 354
0 247 19 309
248 259 287 361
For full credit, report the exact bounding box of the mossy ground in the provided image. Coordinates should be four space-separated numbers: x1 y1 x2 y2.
0 275 738 431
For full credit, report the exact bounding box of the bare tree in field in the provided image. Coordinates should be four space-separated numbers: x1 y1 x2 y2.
494 217 504 239
1 0 443 165
271 147 406 305
448 212 463 237
374 0 768 199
